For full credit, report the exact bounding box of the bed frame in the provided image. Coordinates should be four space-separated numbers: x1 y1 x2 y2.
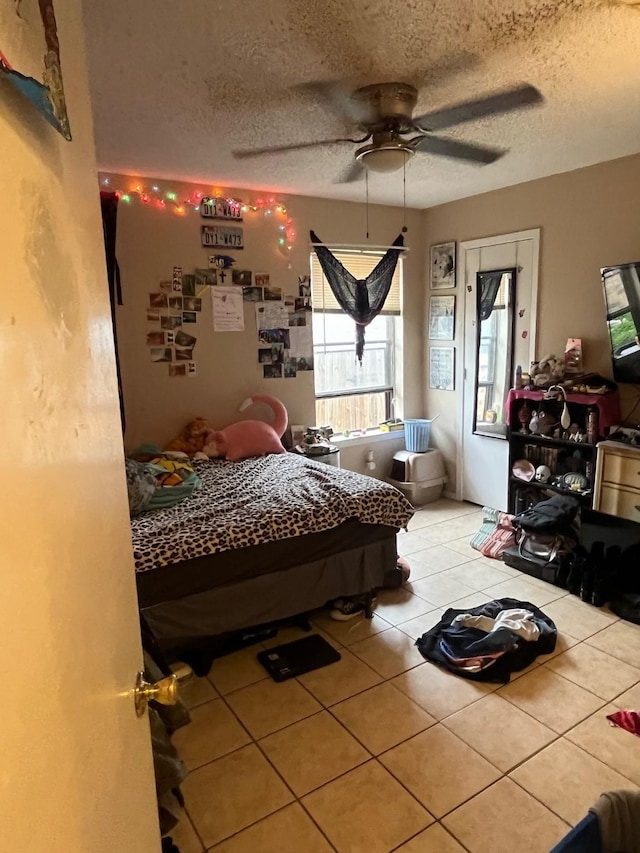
137 520 398 660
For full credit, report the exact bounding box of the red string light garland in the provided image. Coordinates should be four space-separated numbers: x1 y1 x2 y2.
99 174 294 253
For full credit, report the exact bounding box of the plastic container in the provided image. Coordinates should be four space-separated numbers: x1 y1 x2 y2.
387 449 448 506
404 417 437 453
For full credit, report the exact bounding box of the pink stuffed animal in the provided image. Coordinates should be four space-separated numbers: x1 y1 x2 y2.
202 395 288 461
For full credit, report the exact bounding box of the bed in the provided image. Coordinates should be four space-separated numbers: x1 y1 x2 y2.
132 453 414 658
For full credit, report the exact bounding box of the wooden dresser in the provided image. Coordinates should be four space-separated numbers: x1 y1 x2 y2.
594 440 640 522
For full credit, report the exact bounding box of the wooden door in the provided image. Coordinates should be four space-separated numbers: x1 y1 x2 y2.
459 231 540 509
1 3 161 850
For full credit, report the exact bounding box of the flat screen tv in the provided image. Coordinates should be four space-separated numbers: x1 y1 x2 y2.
600 262 640 384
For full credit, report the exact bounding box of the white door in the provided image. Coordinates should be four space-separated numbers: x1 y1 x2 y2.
2 3 160 851
459 231 540 509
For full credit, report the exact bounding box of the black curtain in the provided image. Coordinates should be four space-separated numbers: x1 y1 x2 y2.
478 272 504 321
100 191 125 432
310 230 404 363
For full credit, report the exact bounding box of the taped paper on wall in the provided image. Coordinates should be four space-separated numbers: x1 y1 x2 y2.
212 287 244 332
288 325 312 358
256 301 289 329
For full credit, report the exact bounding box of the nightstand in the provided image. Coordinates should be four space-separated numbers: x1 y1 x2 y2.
293 446 341 467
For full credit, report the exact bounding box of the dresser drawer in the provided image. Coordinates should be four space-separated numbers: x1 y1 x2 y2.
598 484 640 522
601 452 640 490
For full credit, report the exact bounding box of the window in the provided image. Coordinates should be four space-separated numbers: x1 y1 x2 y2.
310 250 402 434
603 269 640 357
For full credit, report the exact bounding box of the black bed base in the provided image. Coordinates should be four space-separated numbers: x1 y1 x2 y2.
136 520 396 608
143 612 313 677
139 528 398 662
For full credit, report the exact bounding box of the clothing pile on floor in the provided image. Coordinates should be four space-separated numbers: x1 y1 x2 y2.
416 597 557 683
470 506 516 559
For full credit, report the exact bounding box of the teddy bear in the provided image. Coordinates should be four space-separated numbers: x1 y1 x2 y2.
164 416 211 456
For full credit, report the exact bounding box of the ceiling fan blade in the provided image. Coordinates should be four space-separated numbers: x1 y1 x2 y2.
232 138 354 159
413 135 504 164
294 80 374 125
334 160 365 184
413 84 543 132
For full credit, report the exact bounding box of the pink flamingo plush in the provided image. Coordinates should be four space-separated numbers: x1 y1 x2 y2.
202 395 288 461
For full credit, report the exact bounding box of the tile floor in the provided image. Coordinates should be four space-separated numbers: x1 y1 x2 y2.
169 499 640 853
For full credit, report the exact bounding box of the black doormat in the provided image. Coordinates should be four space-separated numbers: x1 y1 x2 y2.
257 634 341 682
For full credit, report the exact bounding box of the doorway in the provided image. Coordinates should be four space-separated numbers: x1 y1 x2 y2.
457 230 540 509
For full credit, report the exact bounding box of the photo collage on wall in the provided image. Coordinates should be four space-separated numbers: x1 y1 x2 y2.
256 275 313 379
146 266 198 378
146 264 315 380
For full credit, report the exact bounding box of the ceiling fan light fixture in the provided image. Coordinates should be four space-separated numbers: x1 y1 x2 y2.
355 141 413 173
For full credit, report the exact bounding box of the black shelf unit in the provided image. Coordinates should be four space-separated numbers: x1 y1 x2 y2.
508 395 598 514
508 476 592 505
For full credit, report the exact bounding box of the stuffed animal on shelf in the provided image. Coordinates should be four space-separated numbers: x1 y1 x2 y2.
164 417 211 456
202 395 288 461
530 354 565 388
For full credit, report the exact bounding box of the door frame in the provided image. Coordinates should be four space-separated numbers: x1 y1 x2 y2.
455 229 541 501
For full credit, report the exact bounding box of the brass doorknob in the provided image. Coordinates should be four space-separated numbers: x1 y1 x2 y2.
133 671 178 717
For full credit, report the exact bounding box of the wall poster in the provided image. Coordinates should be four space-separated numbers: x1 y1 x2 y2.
430 241 456 290
1 1 71 139
428 295 455 340
429 346 455 391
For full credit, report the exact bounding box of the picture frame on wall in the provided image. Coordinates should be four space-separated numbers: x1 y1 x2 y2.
428 295 455 341
1 1 71 140
429 346 455 391
430 241 456 290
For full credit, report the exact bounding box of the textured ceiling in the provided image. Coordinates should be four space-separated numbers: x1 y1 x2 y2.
82 0 640 208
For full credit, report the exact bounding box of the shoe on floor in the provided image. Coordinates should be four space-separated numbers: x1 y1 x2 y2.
329 594 378 621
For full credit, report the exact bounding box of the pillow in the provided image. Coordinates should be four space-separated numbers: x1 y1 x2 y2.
125 458 157 517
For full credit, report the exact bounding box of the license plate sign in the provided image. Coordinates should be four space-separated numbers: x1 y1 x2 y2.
200 197 242 220
201 225 244 249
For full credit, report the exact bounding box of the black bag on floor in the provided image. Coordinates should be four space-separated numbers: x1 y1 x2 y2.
513 495 580 537
502 544 557 583
511 495 581 585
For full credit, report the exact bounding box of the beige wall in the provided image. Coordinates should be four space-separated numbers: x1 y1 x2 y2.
424 153 640 490
110 174 424 452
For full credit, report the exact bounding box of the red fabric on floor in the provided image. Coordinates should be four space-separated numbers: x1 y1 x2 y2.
606 709 640 736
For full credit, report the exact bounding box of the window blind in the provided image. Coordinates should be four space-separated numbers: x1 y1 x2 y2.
310 251 402 315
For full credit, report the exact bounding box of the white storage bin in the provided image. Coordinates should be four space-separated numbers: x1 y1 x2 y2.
387 449 448 506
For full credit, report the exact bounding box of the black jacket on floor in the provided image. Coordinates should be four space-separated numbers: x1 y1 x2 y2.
415 597 557 683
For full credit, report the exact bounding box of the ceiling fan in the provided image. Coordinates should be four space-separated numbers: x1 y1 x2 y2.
233 81 543 183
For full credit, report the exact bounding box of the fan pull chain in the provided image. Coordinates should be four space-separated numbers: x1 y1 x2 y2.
365 168 370 239
402 158 408 234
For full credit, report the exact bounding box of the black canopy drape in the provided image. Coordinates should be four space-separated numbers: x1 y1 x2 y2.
310 230 404 363
478 271 504 321
100 191 125 432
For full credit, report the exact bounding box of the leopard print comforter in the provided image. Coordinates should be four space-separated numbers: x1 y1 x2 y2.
131 454 414 573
